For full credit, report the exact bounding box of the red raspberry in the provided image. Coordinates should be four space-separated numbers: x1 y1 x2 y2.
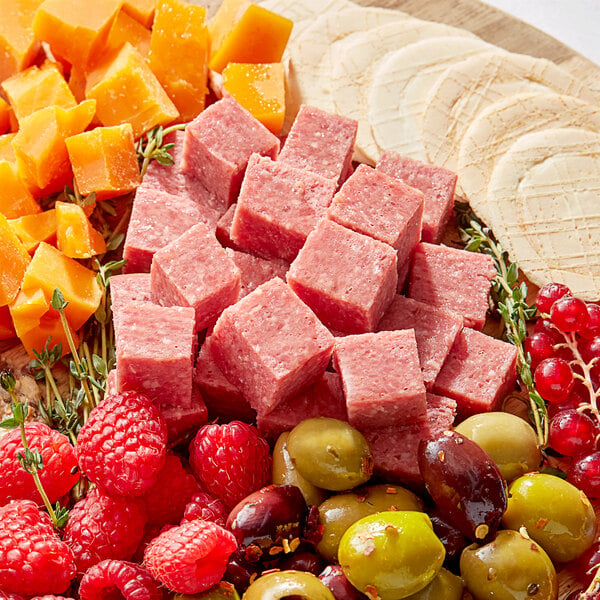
63 487 147 575
189 421 271 509
76 391 167 497
0 500 76 595
0 422 79 506
142 454 200 527
79 560 163 600
131 522 174 564
183 491 228 527
144 519 237 594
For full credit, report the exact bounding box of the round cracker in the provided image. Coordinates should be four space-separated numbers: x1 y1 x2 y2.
421 52 600 171
328 19 476 163
367 36 493 161
486 127 600 300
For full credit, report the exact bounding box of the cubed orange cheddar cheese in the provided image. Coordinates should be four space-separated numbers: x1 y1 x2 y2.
0 134 17 163
0 0 43 82
208 0 250 57
0 305 16 340
0 161 41 218
55 201 107 259
9 287 48 325
122 0 156 27
33 0 121 70
21 242 102 330
9 209 57 253
149 0 209 122
209 4 293 74
0 98 11 134
68 66 87 104
11 100 96 196
223 62 285 135
0 213 31 307
106 9 151 58
1 62 76 123
86 43 178 138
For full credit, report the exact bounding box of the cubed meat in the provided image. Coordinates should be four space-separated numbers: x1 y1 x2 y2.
225 249 288 298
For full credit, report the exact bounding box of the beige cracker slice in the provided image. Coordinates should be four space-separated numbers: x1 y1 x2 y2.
257 0 354 24
457 91 600 221
421 51 600 171
486 127 600 300
329 19 476 163
367 35 493 162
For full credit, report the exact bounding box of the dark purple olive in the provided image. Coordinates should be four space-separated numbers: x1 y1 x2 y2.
279 550 324 575
226 484 308 557
418 430 506 542
319 565 368 600
224 549 259 593
429 507 469 567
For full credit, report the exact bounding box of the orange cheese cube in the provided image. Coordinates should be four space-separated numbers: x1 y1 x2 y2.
68 66 87 104
208 0 250 57
9 287 48 325
66 123 141 199
86 43 178 138
209 4 293 74
0 213 31 307
149 0 209 122
9 209 57 253
0 98 11 134
1 62 76 123
55 201 107 259
106 9 151 58
0 134 17 163
21 312 78 357
222 62 285 135
21 242 102 329
11 100 96 196
0 305 16 340
0 161 41 218
0 0 43 82
122 0 156 27
33 0 121 70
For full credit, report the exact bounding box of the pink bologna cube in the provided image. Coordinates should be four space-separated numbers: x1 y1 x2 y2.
364 393 457 487
115 304 196 410
327 164 423 288
225 249 288 298
209 278 335 415
140 131 221 213
194 335 256 423
377 151 457 244
378 295 463 389
161 389 208 444
109 273 153 338
123 187 220 273
181 96 280 210
333 330 426 429
256 372 346 439
433 327 518 419
151 222 241 332
408 242 496 330
287 219 398 334
279 105 357 186
216 204 242 250
230 154 336 262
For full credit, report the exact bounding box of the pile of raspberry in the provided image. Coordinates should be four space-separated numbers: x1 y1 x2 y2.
0 391 272 597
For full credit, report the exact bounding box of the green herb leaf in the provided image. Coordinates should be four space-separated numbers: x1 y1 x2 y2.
51 288 68 311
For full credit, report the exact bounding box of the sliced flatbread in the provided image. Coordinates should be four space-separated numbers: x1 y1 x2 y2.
457 91 600 222
257 0 354 23
329 19 477 163
421 51 600 171
285 6 409 133
486 127 600 300
367 36 493 162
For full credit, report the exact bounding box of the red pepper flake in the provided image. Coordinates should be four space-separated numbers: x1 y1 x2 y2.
362 455 375 476
438 450 445 462
535 518 548 530
269 545 283 556
365 585 381 600
385 487 397 494
530 543 540 552
289 537 301 552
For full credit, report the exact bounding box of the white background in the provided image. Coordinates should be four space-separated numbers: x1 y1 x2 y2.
483 0 600 65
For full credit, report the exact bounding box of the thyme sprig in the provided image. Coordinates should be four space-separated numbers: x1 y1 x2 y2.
0 371 69 528
136 123 187 177
456 201 548 446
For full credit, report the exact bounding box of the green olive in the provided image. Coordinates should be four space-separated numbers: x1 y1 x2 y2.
454 412 542 482
241 570 335 600
403 568 464 600
339 511 445 600
460 529 557 600
317 484 423 562
175 583 240 600
272 432 327 506
502 472 596 563
287 418 373 491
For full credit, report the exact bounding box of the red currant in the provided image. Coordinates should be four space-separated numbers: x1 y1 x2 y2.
533 318 563 344
568 451 600 498
534 357 574 402
580 336 600 366
524 332 555 370
550 296 589 333
548 409 597 457
535 282 571 314
580 304 600 340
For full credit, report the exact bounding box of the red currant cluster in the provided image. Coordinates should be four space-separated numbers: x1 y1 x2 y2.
524 282 600 498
